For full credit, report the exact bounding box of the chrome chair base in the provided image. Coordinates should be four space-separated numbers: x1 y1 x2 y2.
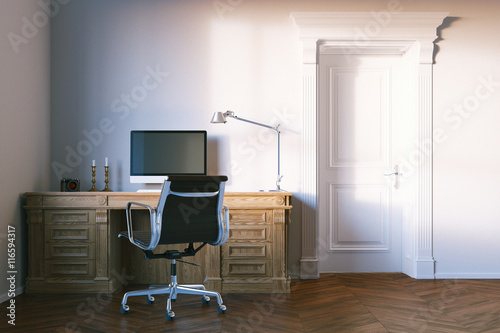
120 269 226 320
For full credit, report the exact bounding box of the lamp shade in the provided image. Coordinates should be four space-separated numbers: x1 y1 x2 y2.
210 112 227 123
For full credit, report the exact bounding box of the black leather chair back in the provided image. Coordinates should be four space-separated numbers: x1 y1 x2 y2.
158 176 228 245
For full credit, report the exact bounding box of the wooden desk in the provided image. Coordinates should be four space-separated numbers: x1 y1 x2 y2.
23 192 292 294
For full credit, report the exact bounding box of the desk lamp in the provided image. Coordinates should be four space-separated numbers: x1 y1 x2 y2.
211 110 283 192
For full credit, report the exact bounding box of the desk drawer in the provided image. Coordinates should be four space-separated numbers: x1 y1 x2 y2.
45 243 95 260
228 225 271 242
44 210 95 224
45 225 95 241
229 210 270 224
45 260 95 278
222 260 271 277
222 242 271 260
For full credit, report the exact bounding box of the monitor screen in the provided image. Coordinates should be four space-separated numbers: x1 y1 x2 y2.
130 130 207 183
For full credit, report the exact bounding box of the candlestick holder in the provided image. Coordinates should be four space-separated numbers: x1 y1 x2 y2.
89 166 98 192
101 166 112 192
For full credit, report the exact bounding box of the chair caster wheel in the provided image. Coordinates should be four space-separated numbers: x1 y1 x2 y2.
147 296 155 304
120 305 129 314
217 305 227 314
202 296 210 304
166 310 175 321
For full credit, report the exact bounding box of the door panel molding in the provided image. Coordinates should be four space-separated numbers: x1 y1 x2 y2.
329 183 391 252
329 66 390 167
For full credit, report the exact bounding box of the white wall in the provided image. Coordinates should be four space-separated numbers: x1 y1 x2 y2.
0 0 51 302
432 1 500 278
49 0 303 194
1 0 497 285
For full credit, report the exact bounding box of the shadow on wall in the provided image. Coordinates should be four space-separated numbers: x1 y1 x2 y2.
433 17 460 64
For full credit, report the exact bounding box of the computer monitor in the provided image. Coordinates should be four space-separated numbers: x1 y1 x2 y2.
130 130 207 184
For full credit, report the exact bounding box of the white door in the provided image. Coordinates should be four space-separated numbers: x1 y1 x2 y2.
318 52 405 272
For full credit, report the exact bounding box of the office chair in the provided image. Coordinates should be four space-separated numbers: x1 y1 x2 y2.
118 175 229 321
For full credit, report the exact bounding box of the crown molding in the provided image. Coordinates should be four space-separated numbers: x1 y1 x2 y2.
291 12 448 64
291 12 449 40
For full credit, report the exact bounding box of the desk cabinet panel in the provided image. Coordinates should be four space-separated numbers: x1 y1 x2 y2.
220 195 291 293
24 192 291 294
30 209 97 292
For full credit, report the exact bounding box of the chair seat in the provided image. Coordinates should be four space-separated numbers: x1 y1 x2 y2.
119 231 151 248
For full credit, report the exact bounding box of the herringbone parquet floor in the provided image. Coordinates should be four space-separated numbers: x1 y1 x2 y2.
2 273 500 332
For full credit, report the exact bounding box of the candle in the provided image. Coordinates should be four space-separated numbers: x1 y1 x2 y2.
92 160 96 167
105 157 108 166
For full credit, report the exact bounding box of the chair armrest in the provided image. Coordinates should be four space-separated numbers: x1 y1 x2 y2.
125 201 159 251
211 205 230 246
221 205 230 245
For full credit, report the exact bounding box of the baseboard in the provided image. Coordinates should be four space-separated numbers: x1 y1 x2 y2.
300 258 319 279
434 273 500 279
0 285 24 304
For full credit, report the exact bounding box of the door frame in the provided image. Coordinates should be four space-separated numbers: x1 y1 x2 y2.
291 12 449 279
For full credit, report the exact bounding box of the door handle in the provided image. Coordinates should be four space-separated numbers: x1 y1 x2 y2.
384 165 400 189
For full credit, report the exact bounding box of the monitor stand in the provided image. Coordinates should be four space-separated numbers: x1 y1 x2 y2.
136 184 162 192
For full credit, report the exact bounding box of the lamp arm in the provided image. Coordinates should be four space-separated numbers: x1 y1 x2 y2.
222 110 283 191
225 112 280 133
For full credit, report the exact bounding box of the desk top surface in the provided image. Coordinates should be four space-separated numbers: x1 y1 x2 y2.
24 191 292 196
23 191 292 210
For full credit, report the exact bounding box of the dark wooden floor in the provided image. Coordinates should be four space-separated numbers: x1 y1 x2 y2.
2 273 500 332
